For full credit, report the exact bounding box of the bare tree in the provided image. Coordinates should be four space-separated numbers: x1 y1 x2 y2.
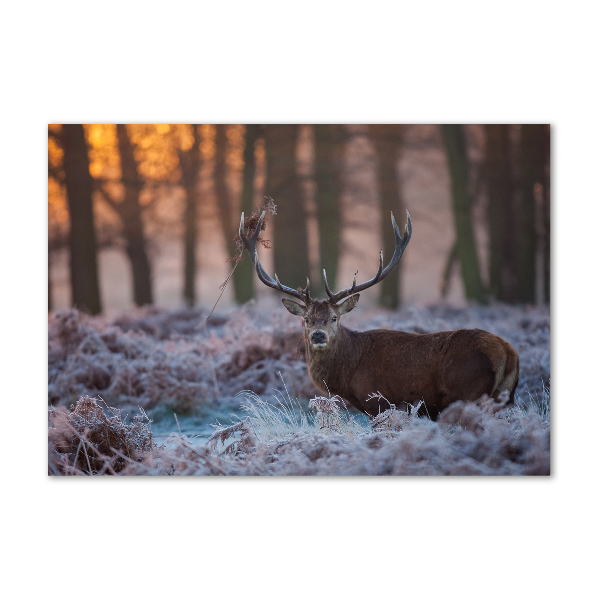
370 124 406 309
484 124 517 301
263 125 310 290
213 124 255 303
117 124 154 305
542 131 550 304
518 124 550 304
96 125 154 306
441 124 486 303
313 124 342 297
177 125 202 306
236 124 263 302
61 124 102 314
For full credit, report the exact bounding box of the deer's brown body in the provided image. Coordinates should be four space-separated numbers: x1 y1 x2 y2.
302 302 519 418
239 208 520 421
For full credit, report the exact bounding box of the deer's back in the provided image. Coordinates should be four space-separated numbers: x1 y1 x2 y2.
340 328 518 418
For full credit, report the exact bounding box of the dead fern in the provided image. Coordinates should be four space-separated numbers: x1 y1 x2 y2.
207 418 259 455
48 395 155 474
308 395 344 432
229 195 277 263
371 401 424 434
205 197 277 324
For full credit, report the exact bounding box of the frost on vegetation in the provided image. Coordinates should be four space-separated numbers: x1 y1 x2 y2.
155 385 549 476
239 390 311 441
48 395 155 475
514 382 551 423
49 388 550 476
48 303 550 476
48 306 308 413
207 419 259 456
309 395 344 431
48 303 549 411
371 399 424 434
235 382 370 444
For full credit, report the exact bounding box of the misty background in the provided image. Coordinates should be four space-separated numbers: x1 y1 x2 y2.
48 124 550 315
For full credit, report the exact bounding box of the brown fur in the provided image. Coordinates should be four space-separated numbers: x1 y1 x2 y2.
284 299 520 420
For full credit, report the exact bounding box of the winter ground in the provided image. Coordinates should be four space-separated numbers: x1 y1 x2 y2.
48 300 550 475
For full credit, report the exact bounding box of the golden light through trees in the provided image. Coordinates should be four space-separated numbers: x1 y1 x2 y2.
49 124 551 313
48 177 68 224
86 124 192 183
49 124 259 310
48 125 67 225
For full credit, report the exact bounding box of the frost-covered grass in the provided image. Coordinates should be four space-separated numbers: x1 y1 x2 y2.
232 381 371 444
48 302 550 476
48 385 550 476
514 382 551 423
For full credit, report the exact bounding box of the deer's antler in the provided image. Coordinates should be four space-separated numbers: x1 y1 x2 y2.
238 211 312 305
323 210 412 305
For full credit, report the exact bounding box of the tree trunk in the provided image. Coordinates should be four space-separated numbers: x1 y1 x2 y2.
178 125 201 307
518 125 549 304
313 124 342 298
484 124 517 301
264 125 310 291
61 124 102 314
213 124 253 304
236 124 262 302
370 124 405 309
440 124 486 303
116 124 153 306
543 142 551 304
532 124 550 304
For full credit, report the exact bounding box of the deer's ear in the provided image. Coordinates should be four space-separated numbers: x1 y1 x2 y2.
281 298 307 317
338 294 359 315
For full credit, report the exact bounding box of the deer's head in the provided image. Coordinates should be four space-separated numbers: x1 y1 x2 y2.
238 208 412 351
281 296 359 351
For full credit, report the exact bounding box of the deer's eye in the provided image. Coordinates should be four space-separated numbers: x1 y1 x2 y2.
332 316 337 322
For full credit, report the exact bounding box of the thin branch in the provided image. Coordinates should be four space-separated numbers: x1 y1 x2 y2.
204 260 240 327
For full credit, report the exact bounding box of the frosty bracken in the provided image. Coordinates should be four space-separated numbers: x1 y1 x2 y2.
239 209 519 420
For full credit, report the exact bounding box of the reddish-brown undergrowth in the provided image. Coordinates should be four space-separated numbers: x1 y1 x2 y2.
48 396 155 475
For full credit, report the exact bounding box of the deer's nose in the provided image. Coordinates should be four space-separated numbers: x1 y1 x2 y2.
311 330 326 344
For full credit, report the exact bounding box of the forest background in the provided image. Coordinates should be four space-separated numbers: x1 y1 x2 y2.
48 124 550 313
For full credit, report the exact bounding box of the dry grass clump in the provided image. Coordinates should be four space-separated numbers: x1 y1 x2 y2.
48 396 155 475
371 399 424 434
308 395 344 430
238 390 311 441
207 419 259 456
238 384 369 443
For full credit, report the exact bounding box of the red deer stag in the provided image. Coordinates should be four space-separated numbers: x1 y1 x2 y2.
239 210 519 420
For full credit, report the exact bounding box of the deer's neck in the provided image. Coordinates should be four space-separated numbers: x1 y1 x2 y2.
305 326 364 397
